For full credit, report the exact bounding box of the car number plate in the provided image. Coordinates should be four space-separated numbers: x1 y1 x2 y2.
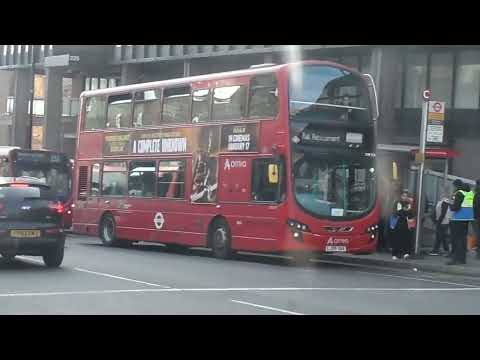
325 245 347 252
10 230 41 238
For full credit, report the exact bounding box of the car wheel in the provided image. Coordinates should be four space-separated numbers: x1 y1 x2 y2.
211 220 233 259
100 214 119 247
42 244 64 268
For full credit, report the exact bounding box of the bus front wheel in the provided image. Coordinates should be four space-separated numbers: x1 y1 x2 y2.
100 214 119 247
210 220 232 259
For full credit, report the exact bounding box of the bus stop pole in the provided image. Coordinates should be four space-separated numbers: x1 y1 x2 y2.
414 92 430 256
444 159 449 188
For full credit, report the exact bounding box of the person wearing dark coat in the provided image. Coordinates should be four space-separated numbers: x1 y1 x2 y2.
388 190 415 260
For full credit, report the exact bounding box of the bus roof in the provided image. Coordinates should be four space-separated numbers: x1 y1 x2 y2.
81 60 360 98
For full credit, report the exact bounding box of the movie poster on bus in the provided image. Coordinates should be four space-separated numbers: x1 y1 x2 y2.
220 123 258 152
104 133 131 155
190 126 220 203
130 128 193 155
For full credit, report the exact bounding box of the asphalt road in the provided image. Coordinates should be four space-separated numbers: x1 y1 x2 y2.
1 233 480 315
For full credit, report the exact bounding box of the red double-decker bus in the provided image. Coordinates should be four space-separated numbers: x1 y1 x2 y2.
0 146 73 228
72 60 380 259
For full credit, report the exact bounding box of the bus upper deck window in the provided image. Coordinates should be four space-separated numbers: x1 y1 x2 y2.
84 96 106 130
133 89 162 127
107 94 132 128
248 74 278 118
162 87 191 124
212 85 246 121
192 89 211 123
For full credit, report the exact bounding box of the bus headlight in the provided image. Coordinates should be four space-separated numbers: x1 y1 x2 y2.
287 219 310 233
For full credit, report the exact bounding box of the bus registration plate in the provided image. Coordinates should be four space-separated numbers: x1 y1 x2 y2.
325 245 347 252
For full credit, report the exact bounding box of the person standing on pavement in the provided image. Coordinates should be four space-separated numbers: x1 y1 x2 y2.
389 190 415 260
429 194 452 256
448 179 475 265
473 179 480 260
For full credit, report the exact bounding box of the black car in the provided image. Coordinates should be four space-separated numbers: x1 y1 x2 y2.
0 177 65 267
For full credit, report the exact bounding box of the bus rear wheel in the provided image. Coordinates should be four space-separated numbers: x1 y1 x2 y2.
210 220 233 259
100 214 119 247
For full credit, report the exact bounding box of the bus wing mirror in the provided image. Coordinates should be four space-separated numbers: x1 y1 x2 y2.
268 164 279 184
363 73 379 121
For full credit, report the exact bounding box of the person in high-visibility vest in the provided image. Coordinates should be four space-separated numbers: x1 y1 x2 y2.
473 179 480 260
448 179 475 265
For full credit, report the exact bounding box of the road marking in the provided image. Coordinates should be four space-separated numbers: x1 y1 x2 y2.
16 256 171 289
0 287 480 298
231 300 304 315
355 270 478 288
73 268 171 288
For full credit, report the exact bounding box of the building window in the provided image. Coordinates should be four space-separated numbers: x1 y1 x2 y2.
85 78 91 91
454 50 480 109
102 162 128 196
128 161 156 197
404 52 428 108
133 89 162 127
91 78 99 90
212 85 246 121
430 52 454 108
157 160 185 199
360 55 371 74
248 74 278 118
108 79 117 88
100 78 108 89
162 87 191 124
90 163 100 196
107 93 132 128
191 89 211 123
84 96 106 130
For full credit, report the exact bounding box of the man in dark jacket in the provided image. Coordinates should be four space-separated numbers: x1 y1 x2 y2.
430 194 452 256
448 179 475 265
473 179 480 259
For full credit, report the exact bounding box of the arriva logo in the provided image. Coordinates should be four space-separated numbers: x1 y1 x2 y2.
224 159 247 170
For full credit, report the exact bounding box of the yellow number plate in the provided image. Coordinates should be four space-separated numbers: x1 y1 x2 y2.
10 230 41 238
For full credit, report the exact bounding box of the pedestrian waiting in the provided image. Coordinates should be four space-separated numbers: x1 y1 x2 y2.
388 189 415 260
429 191 453 256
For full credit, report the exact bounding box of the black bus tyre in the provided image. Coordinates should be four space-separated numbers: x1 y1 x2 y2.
211 220 233 259
100 214 119 247
42 244 64 268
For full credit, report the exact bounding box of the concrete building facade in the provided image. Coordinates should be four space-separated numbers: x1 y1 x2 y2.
0 44 479 190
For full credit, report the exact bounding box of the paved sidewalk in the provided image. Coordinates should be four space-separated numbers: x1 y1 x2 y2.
318 249 480 277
